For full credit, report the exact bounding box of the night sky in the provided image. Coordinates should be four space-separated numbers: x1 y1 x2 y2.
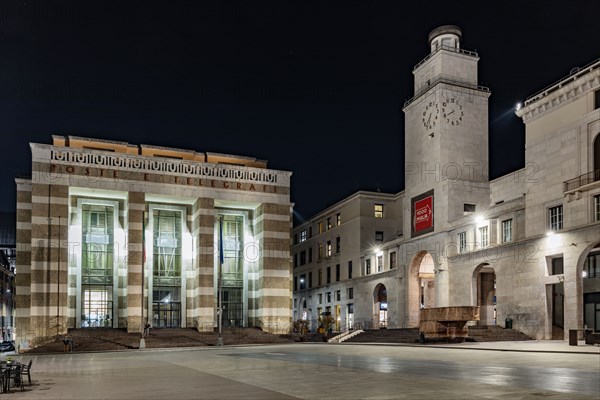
1 1 599 224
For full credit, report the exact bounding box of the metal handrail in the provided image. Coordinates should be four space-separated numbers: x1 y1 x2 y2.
404 77 490 108
563 169 600 192
412 45 478 72
525 58 600 105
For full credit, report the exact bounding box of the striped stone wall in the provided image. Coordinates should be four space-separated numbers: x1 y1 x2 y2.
28 183 69 341
255 203 292 333
127 192 145 333
195 198 215 330
15 180 32 342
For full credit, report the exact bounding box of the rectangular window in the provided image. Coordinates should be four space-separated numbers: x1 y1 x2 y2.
293 276 298 291
335 264 340 281
294 234 298 244
300 251 306 265
584 250 599 278
308 227 312 238
594 195 600 222
326 267 331 284
327 241 332 257
336 213 341 226
348 287 354 300
348 261 353 279
318 293 322 304
390 251 396 269
458 231 467 253
300 230 307 242
327 217 332 230
502 219 513 243
375 231 384 242
377 255 383 272
374 204 384 218
293 254 298 268
318 243 323 259
595 89 600 110
479 226 488 248
318 269 322 286
308 272 313 288
464 203 476 214
552 257 564 275
299 274 306 290
319 221 325 234
549 205 563 230
326 292 332 303
335 290 341 302
336 236 341 253
308 247 313 263
365 258 371 275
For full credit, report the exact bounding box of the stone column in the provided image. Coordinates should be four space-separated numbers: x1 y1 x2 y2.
255 203 292 334
14 179 32 345
194 198 215 331
126 192 145 333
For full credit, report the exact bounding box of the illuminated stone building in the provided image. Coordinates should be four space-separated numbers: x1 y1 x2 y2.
292 26 600 340
15 136 292 345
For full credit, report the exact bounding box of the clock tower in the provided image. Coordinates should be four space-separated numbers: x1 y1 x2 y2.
403 25 491 236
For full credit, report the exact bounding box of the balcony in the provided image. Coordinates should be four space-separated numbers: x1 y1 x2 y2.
564 169 600 192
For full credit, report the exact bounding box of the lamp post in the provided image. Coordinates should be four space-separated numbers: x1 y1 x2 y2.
217 216 224 346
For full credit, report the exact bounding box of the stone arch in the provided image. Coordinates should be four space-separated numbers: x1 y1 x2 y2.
593 132 600 172
373 283 388 329
576 241 600 332
472 263 496 326
407 251 435 327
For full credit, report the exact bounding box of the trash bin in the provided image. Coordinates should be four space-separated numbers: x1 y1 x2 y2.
505 318 513 329
568 329 578 346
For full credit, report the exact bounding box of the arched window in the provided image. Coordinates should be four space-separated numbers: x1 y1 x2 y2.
594 133 600 173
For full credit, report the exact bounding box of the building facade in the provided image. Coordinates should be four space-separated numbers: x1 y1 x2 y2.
292 26 600 340
16 136 292 346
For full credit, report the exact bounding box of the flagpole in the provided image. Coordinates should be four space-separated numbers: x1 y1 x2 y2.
217 215 223 346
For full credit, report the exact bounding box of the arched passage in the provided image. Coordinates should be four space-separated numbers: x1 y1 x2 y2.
373 283 387 329
407 251 435 327
580 242 600 333
472 263 496 326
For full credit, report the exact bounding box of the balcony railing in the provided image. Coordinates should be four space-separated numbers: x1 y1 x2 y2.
564 169 600 192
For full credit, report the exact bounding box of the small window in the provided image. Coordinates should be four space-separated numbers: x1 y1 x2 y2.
327 217 332 230
551 257 564 275
501 219 513 243
308 247 313 263
479 226 488 248
584 250 599 278
318 221 325 234
318 269 322 286
365 259 371 275
335 290 341 302
318 243 323 259
300 251 306 265
548 205 563 231
300 230 307 242
326 267 331 284
375 231 384 242
326 292 332 303
308 272 312 288
348 287 354 300
464 203 476 214
594 195 600 222
308 227 312 238
390 251 396 269
299 274 306 290
318 293 322 304
377 255 383 272
326 241 332 257
293 276 298 292
294 234 298 244
336 236 341 253
595 89 600 110
336 213 341 226
458 232 467 253
293 254 298 268
348 261 353 279
335 264 340 281
374 204 384 218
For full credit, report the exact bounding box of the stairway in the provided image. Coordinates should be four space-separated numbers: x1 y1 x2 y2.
467 325 534 342
344 328 420 344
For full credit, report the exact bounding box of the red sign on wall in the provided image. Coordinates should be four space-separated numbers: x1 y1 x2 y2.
414 195 433 233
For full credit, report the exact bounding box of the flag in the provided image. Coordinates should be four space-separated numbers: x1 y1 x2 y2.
218 216 224 265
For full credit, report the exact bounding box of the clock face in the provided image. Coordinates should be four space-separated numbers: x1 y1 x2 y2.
441 97 464 126
421 101 439 131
